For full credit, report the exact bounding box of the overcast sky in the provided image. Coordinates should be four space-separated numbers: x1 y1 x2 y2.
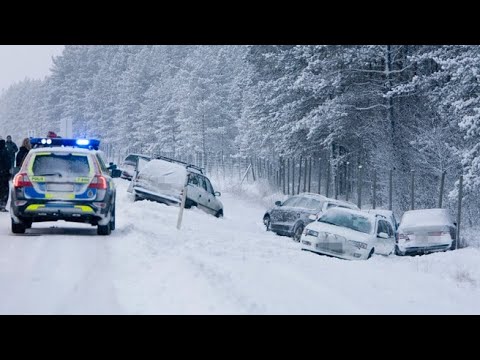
0 45 65 91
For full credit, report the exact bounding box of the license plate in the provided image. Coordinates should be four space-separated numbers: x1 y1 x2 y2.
46 183 74 192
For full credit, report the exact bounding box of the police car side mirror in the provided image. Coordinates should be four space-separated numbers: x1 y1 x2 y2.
111 169 122 178
275 201 282 206
214 191 221 197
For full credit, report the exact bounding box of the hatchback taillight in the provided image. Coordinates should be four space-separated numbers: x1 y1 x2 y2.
88 175 108 189
13 173 32 188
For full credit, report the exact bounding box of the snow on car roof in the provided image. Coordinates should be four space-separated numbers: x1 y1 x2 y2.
365 209 393 216
297 192 328 200
140 158 187 185
324 206 377 222
400 208 454 228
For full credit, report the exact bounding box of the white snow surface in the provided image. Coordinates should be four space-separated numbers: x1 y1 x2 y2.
400 208 454 228
0 179 480 314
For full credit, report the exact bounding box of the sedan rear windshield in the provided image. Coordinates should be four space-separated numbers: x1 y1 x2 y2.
32 153 91 177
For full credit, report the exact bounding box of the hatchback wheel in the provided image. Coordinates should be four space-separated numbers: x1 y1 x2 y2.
263 215 271 231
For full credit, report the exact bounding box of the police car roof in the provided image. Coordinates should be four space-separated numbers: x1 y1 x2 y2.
29 146 100 155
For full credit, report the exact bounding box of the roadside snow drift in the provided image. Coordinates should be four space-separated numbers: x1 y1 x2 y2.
0 179 479 314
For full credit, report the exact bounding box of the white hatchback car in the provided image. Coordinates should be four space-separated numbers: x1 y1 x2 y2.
300 207 396 260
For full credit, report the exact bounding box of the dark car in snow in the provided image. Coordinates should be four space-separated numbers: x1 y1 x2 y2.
263 193 359 242
120 153 151 180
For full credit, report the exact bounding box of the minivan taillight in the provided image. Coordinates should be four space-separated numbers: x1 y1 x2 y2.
13 173 32 188
88 175 108 190
398 232 411 241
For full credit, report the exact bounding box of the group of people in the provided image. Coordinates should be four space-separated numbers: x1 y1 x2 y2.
0 135 32 212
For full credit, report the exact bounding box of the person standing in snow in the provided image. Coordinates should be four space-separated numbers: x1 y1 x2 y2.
16 138 31 168
0 139 12 211
5 135 18 172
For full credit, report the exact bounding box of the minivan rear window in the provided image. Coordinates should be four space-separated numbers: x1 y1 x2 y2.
32 153 91 177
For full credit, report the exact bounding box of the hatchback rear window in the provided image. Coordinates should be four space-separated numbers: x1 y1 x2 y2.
32 153 91 177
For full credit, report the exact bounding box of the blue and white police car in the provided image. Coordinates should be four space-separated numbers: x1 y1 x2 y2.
10 137 121 235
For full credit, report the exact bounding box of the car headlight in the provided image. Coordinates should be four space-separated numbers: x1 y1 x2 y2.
348 240 368 249
305 229 319 237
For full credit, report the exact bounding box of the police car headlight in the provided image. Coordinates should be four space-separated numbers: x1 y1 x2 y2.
348 240 368 249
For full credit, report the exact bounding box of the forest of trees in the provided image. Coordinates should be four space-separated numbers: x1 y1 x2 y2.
0 45 478 220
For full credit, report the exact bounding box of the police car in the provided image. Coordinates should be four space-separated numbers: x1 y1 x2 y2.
10 137 121 235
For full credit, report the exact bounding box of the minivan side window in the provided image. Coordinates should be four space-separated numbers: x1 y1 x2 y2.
203 176 214 194
188 173 200 187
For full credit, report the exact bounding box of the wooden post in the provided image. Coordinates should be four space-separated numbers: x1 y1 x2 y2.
176 174 189 230
292 158 295 196
438 170 446 208
308 157 312 193
326 159 330 198
346 162 350 202
250 158 256 182
410 170 415 210
297 156 303 195
303 158 307 193
357 165 363 209
317 158 322 194
287 158 290 195
389 169 393 211
456 175 463 250
372 170 377 209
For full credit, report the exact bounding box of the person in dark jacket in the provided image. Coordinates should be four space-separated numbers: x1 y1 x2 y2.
16 138 32 168
5 135 18 171
0 139 12 211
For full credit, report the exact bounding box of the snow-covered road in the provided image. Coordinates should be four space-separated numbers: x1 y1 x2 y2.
1 179 479 314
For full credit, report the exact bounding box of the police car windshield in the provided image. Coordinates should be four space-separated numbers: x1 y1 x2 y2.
32 154 91 177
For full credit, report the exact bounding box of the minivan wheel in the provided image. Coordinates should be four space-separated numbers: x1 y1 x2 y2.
394 245 405 256
293 224 304 242
11 219 26 234
185 200 197 209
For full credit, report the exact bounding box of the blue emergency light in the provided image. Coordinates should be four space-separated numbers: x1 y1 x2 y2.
30 137 101 150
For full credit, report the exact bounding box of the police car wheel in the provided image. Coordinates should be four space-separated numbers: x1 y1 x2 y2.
97 223 111 236
11 219 26 234
109 206 116 231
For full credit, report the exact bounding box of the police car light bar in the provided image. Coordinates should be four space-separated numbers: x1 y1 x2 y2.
30 137 101 150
